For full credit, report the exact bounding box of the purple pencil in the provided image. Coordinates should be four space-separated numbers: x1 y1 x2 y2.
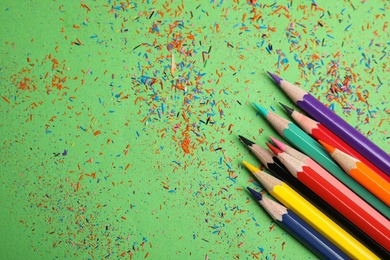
267 72 390 176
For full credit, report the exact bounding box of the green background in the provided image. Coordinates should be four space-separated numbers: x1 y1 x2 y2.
1 0 388 259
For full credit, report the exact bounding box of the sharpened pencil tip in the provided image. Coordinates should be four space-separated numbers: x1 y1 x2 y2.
269 136 287 151
253 103 268 116
247 187 262 201
267 71 283 85
266 142 283 155
238 135 255 146
319 140 335 154
279 102 294 115
242 160 261 174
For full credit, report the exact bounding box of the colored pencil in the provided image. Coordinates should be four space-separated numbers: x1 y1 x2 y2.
239 136 390 258
268 145 390 252
320 140 390 207
269 136 390 219
267 136 390 219
253 103 335 170
267 71 390 176
253 103 390 218
268 138 390 256
242 161 379 260
279 102 390 183
247 187 351 260
239 135 310 190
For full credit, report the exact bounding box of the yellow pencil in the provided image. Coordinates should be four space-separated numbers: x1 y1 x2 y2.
243 161 379 260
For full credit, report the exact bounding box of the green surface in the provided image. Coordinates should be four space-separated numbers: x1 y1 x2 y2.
1 0 389 259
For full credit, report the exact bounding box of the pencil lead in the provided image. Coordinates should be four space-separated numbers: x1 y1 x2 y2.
238 135 255 147
247 187 263 201
266 142 283 155
279 102 294 115
269 136 287 151
319 140 335 153
242 160 261 174
253 103 268 116
267 71 282 85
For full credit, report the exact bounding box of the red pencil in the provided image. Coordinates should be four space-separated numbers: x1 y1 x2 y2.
269 135 390 220
279 103 390 183
268 144 390 252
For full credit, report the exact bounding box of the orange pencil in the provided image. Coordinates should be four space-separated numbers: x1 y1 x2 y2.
320 140 390 207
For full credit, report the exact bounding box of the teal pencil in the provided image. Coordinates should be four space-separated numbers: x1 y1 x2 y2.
253 103 390 219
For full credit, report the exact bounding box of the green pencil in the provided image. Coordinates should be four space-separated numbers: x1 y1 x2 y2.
253 103 390 219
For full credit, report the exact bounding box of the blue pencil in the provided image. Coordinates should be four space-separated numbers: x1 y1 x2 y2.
247 187 350 260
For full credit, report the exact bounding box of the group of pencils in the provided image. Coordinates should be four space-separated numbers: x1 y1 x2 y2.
240 72 390 260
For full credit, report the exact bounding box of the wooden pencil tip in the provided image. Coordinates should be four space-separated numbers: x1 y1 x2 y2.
242 160 261 174
247 187 262 201
279 102 294 115
238 135 255 146
266 142 283 155
253 103 268 117
269 136 286 151
267 71 282 85
319 140 335 153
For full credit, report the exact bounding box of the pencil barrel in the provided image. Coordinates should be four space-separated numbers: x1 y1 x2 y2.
297 94 390 175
